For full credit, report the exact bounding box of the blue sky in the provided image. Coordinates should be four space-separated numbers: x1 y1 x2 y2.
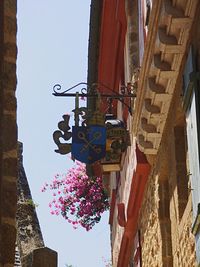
17 1 110 266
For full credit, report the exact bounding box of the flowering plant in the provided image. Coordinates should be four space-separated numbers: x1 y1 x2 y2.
42 161 109 231
102 257 112 267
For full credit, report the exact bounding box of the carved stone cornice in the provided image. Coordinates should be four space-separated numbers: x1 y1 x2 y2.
132 0 198 155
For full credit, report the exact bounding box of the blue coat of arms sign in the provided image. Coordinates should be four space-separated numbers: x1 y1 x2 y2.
72 126 106 164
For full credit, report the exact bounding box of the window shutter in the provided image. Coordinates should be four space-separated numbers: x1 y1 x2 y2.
184 46 200 264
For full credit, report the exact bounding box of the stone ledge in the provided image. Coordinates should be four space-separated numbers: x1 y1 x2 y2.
3 149 17 159
133 0 199 155
1 217 16 227
2 175 17 183
2 217 16 226
21 247 57 267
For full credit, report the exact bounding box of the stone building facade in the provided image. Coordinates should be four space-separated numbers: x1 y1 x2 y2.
0 1 18 266
88 0 200 266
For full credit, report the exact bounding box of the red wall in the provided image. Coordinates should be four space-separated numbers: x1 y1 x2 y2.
98 0 127 115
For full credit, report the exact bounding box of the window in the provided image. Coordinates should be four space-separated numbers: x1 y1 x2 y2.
183 46 200 264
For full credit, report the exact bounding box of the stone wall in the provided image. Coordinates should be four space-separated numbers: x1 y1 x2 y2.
16 143 44 258
139 174 163 267
16 142 58 267
138 87 197 267
0 1 18 266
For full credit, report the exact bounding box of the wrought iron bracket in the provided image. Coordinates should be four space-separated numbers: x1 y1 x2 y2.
53 82 136 115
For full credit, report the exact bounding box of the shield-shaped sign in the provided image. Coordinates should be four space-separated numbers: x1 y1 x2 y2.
72 126 106 164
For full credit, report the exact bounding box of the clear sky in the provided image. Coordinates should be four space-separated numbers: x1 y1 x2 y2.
17 1 111 266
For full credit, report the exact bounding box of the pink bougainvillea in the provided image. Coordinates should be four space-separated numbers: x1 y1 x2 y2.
42 161 109 231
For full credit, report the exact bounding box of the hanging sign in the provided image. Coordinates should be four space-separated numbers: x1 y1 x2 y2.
72 126 106 164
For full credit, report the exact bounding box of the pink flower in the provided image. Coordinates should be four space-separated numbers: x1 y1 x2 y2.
42 160 109 230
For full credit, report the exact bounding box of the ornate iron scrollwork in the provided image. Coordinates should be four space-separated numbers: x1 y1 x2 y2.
52 81 134 164
53 114 72 155
52 81 136 115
